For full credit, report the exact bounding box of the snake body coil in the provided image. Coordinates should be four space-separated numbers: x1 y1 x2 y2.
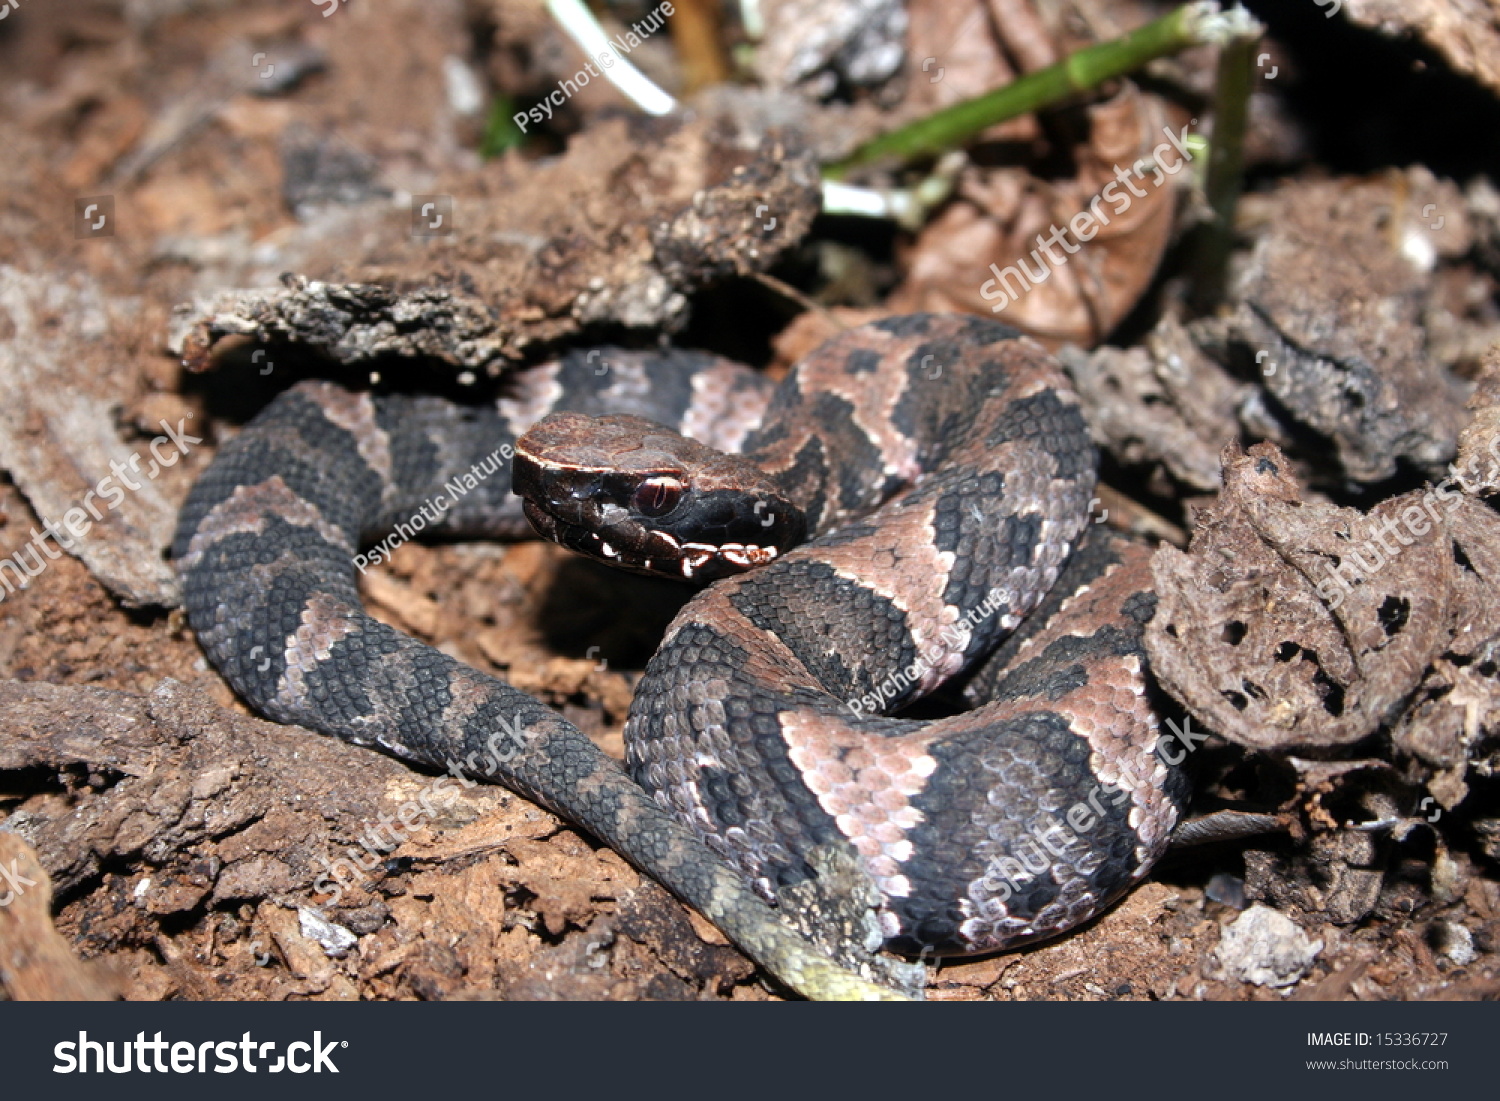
174 313 1184 994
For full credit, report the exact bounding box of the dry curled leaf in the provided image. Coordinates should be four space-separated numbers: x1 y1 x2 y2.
0 267 179 608
891 82 1187 347
900 0 1040 146
1454 347 1500 496
1227 171 1470 483
0 833 119 1001
1146 441 1468 750
1063 313 1253 493
1340 0 1500 98
755 0 908 97
1389 498 1500 807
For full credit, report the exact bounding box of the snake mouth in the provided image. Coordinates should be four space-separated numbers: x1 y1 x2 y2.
513 414 805 583
521 499 779 582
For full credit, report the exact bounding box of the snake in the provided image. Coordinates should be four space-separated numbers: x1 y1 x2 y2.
174 312 1185 998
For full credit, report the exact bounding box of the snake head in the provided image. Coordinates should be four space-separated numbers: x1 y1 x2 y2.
513 411 806 583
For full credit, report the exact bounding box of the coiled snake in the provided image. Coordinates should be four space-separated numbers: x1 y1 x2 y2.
174 312 1184 999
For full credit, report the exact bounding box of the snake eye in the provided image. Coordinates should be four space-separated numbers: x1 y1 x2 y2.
632 475 684 518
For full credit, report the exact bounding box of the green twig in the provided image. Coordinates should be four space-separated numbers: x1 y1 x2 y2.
1190 34 1255 310
824 2 1260 181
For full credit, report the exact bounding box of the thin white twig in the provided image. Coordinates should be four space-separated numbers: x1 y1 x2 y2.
546 0 678 116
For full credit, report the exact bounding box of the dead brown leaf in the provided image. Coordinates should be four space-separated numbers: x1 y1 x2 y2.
1455 346 1500 495
1147 441 1481 750
0 833 119 1000
890 82 1187 347
1063 313 1253 493
0 267 180 607
1227 171 1471 482
1341 0 1500 98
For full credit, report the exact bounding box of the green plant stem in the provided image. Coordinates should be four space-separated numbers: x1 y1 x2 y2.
1191 34 1254 310
824 2 1256 180
480 95 527 158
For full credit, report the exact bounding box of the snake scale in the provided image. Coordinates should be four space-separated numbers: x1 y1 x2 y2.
174 312 1185 999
